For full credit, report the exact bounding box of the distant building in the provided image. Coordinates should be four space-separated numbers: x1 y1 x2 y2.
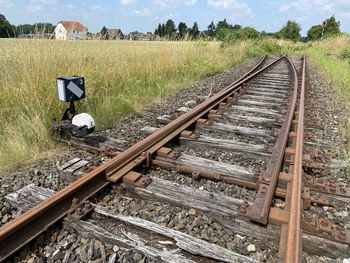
107 28 124 40
126 31 153 41
55 21 87 40
95 28 124 40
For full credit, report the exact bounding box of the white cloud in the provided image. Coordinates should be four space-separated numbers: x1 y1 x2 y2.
133 8 152 16
208 0 244 10
30 0 56 4
207 0 254 17
184 0 197 6
89 5 108 11
279 4 290 12
120 0 137 5
0 0 14 9
319 3 334 13
153 0 197 9
25 4 43 13
67 4 74 9
278 0 334 13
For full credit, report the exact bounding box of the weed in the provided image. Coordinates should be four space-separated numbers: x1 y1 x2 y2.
339 47 350 60
0 39 249 169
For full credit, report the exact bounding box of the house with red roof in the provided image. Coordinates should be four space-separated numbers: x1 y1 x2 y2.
54 21 87 40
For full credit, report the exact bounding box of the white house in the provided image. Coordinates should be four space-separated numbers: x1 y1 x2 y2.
55 21 87 40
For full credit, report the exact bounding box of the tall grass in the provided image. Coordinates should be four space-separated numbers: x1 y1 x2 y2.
304 36 350 97
303 36 350 168
0 39 252 169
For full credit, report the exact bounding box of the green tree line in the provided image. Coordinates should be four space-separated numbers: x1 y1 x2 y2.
153 15 342 42
0 13 343 42
0 14 55 37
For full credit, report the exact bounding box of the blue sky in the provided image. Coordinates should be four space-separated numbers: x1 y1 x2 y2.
1 0 350 35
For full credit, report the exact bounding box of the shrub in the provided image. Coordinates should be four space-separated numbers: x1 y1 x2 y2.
307 25 323 41
217 27 260 43
339 47 350 60
279 20 301 42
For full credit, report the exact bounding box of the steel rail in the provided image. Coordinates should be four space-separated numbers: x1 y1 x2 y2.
104 57 283 180
0 56 281 262
285 55 305 262
242 56 299 224
219 55 267 93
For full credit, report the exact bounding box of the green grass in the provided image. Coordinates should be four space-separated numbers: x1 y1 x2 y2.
2 36 349 171
0 39 262 170
303 36 350 172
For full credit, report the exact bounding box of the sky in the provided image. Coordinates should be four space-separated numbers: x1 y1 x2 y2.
1 0 350 36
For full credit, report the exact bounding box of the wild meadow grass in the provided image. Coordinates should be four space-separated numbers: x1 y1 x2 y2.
304 36 350 149
305 36 350 97
0 39 252 169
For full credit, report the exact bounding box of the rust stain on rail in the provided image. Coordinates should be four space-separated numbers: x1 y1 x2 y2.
285 55 306 263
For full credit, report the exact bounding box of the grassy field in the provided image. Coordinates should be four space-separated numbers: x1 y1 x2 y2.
303 36 350 161
2 36 348 170
0 39 258 169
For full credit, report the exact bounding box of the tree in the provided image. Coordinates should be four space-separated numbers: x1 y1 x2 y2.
189 21 199 38
34 23 54 33
100 26 109 40
161 23 166 37
178 22 187 39
0 14 15 37
232 24 242 31
324 15 340 36
307 25 323 41
207 21 216 38
165 19 176 38
279 20 301 41
217 27 260 42
155 23 161 36
216 18 232 31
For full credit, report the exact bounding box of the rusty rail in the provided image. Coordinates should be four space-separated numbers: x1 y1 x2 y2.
285 55 305 262
219 55 267 93
241 56 299 224
0 55 278 262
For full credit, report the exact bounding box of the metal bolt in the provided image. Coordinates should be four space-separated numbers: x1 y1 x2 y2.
76 207 83 216
337 231 346 241
320 219 329 227
71 198 78 208
336 225 343 231
262 177 271 183
140 178 147 187
84 201 92 209
254 169 260 177
304 213 313 222
240 201 249 214
192 171 200 180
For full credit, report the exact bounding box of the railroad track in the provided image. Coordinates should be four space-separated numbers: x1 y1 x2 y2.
1 55 349 262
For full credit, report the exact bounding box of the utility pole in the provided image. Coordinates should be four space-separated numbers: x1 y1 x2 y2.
321 20 327 38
